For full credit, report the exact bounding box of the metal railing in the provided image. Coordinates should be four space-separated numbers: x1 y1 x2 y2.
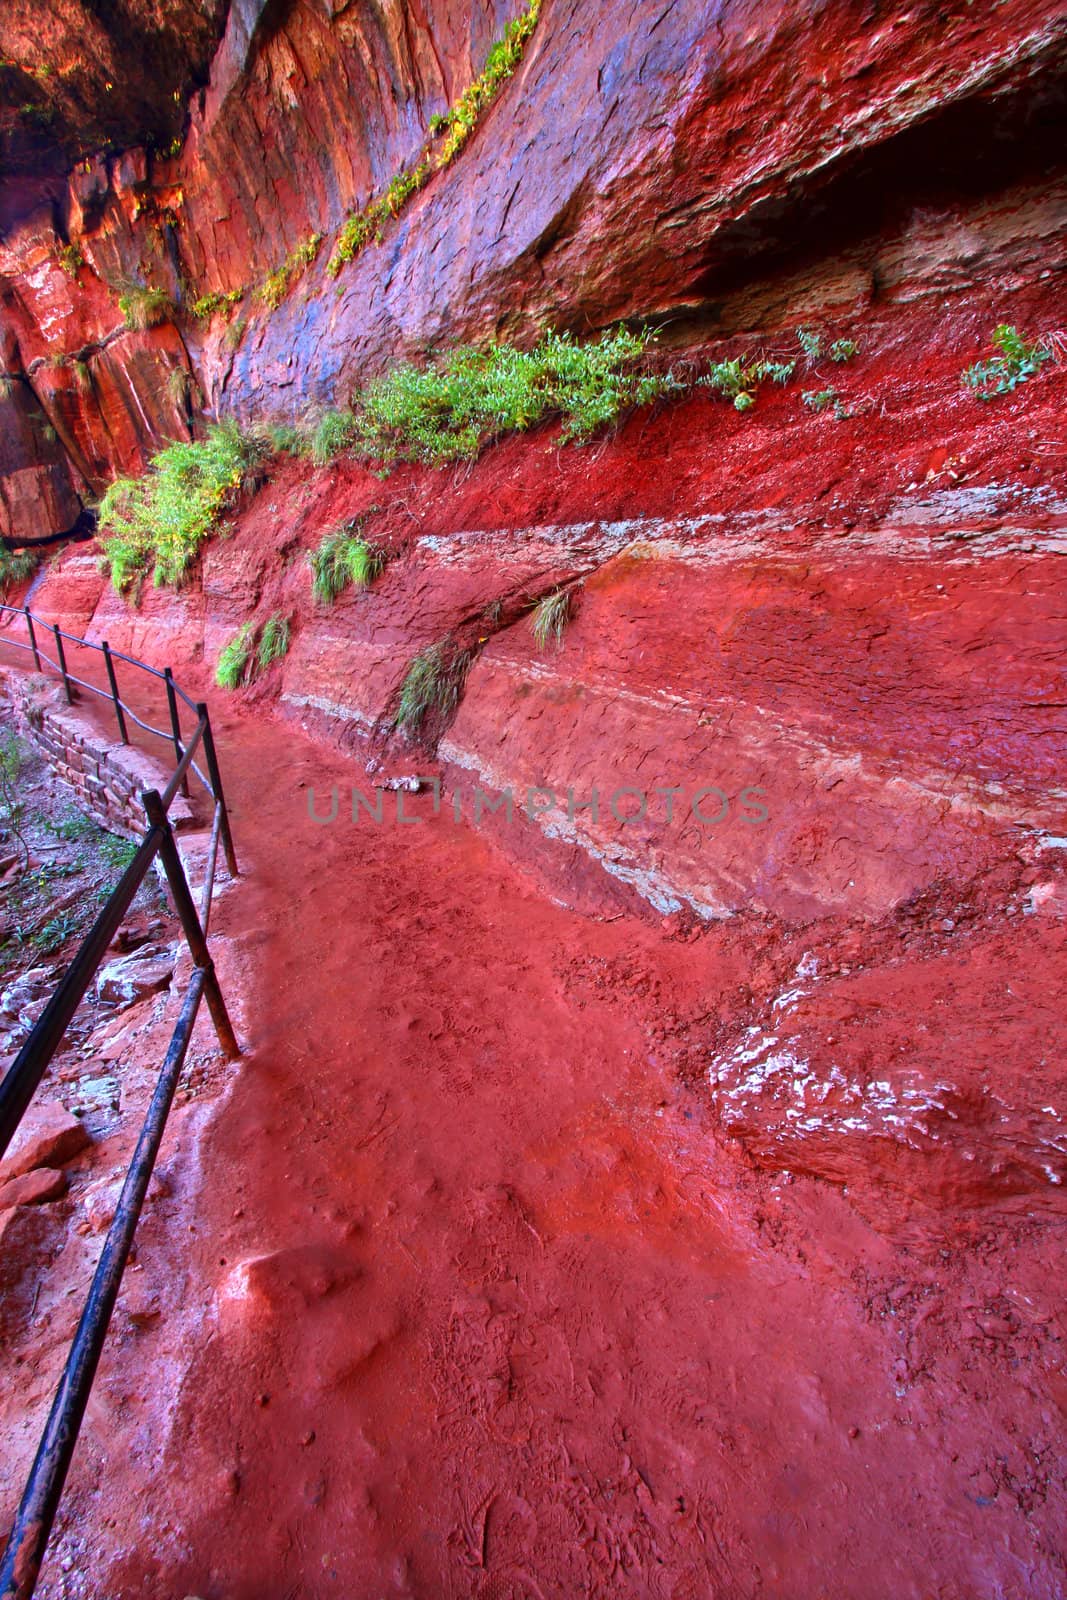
0 606 240 1600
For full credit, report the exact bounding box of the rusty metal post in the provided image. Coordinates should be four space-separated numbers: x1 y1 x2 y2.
141 788 239 1058
52 625 71 703
23 607 41 672
197 703 238 877
163 668 189 797
101 641 128 744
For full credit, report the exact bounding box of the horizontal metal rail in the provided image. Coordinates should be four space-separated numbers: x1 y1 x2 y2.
0 623 242 1598
0 828 163 1156
0 604 200 712
0 604 236 874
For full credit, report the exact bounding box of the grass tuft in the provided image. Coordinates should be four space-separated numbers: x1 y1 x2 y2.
215 623 254 690
98 421 265 593
396 641 471 731
530 588 571 650
962 324 1051 399
117 283 174 330
311 409 360 465
309 520 385 604
257 613 290 670
0 546 40 593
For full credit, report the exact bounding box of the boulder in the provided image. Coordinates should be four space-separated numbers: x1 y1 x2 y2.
0 1165 68 1209
95 942 175 1007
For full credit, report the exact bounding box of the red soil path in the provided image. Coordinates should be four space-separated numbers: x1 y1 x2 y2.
23 685 1061 1600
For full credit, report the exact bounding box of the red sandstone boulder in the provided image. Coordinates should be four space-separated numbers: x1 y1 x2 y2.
0 1099 92 1182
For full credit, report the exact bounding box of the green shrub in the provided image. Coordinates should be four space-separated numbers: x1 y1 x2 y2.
962 324 1050 399
396 641 471 731
531 588 571 649
0 546 39 593
257 613 290 670
117 284 173 331
261 422 312 457
255 234 322 311
350 327 671 465
702 355 796 411
802 387 848 419
57 242 85 278
309 521 385 603
829 338 858 363
190 288 244 321
796 328 822 361
215 623 254 690
98 421 265 593
0 728 29 865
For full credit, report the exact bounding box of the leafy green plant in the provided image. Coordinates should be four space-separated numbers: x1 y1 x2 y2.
701 355 796 412
190 287 244 321
829 338 858 363
49 808 97 843
530 588 571 649
100 833 137 872
117 283 174 331
802 387 848 419
57 242 85 278
257 613 290 670
215 623 254 690
255 234 322 311
0 546 39 593
99 421 265 593
33 910 81 953
309 521 385 603
396 641 471 731
328 0 540 275
796 328 822 362
346 327 671 465
962 324 1051 399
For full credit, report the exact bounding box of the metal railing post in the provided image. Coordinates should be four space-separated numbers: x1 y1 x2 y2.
51 625 71 704
23 606 41 672
141 789 239 1059
197 703 238 878
101 641 128 744
163 668 189 797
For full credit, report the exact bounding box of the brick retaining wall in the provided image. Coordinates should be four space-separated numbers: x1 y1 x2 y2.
0 667 193 840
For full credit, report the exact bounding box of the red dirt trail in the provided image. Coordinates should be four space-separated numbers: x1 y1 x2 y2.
12 680 1059 1600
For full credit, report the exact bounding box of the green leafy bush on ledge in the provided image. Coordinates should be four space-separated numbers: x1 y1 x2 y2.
98 421 266 594
313 327 674 465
